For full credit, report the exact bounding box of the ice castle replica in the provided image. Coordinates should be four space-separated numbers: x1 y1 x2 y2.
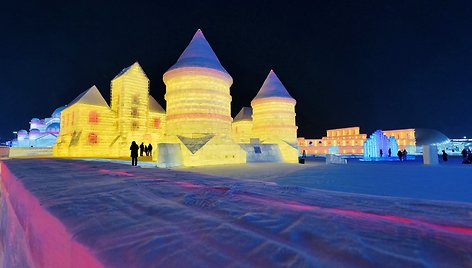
11 106 65 147
363 130 398 159
54 30 299 166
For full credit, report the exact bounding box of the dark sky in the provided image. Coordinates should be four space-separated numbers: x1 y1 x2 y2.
1 0 471 142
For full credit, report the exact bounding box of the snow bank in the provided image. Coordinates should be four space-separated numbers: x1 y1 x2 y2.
1 159 471 267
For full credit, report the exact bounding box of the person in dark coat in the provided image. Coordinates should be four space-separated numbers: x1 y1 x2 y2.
442 150 448 162
461 148 468 159
402 149 408 161
148 143 153 156
144 145 148 156
397 150 403 161
140 142 145 156
379 149 383 158
388 148 391 157
130 141 139 166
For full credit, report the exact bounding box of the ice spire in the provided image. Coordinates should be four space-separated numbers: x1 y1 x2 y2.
166 29 229 75
253 70 294 101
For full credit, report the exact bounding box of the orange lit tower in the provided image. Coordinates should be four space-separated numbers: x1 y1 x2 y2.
251 70 298 162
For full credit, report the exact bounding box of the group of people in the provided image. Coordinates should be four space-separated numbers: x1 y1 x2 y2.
397 149 408 161
436 148 471 163
129 141 154 166
461 148 472 164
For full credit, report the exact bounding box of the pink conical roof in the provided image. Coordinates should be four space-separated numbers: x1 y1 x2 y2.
167 29 229 75
253 70 294 101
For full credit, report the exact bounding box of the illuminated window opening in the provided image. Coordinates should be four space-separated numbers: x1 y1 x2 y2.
88 132 98 144
154 117 160 128
89 111 98 124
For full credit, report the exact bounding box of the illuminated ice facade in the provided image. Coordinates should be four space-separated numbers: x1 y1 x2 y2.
53 30 298 165
53 63 166 157
11 106 65 147
363 130 398 159
298 127 367 155
299 127 415 155
250 70 299 163
232 107 253 143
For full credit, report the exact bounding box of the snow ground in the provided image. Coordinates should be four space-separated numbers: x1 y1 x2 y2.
1 158 472 267
182 157 472 203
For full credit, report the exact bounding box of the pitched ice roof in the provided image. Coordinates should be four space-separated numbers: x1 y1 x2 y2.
233 107 253 122
167 29 229 75
149 96 165 113
253 70 294 101
113 62 148 80
68 85 109 107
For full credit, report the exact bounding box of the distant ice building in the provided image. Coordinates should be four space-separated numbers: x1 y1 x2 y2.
363 130 398 159
298 127 415 155
11 106 65 147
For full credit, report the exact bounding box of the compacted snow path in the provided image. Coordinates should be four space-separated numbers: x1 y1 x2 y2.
1 159 472 267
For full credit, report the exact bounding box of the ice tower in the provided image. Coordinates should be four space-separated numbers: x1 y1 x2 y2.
251 70 299 162
157 29 245 167
163 29 233 136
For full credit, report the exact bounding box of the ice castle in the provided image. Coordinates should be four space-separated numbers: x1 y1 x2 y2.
53 30 299 166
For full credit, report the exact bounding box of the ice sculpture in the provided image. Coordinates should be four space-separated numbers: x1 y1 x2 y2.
363 130 398 159
11 106 65 148
53 30 299 166
157 29 246 166
251 70 299 163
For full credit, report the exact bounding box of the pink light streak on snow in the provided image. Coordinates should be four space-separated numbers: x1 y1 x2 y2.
1 163 104 268
171 181 472 236
98 169 134 177
241 194 472 236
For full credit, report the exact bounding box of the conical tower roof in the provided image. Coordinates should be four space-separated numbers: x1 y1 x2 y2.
68 85 109 107
233 107 253 122
167 29 229 75
253 70 294 101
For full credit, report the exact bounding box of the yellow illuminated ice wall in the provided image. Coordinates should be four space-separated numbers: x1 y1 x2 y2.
54 63 166 158
53 86 116 157
232 107 253 143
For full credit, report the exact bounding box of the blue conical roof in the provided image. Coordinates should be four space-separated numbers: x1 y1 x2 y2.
253 70 294 100
167 29 229 74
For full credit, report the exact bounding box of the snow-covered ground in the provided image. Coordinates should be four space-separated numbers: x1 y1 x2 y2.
1 158 472 267
182 157 472 203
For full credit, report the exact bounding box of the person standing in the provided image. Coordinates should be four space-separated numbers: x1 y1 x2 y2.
402 149 407 161
397 150 403 161
130 141 139 166
140 142 145 156
462 148 468 160
388 148 391 157
148 143 153 157
442 150 448 162
380 149 383 158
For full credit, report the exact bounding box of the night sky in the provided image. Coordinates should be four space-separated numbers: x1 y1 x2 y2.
1 0 471 142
